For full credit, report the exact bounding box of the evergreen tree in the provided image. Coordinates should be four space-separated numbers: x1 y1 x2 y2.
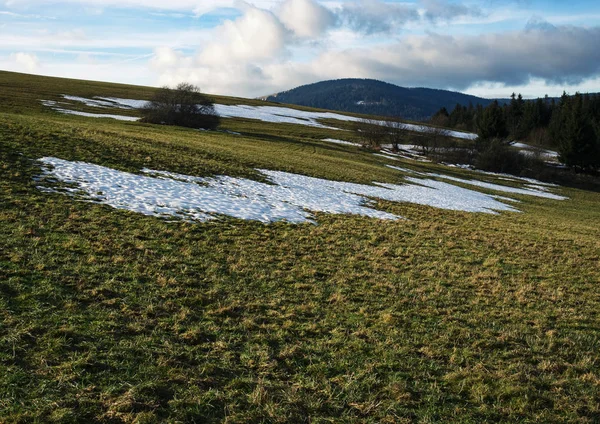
506 93 525 139
477 100 508 140
449 103 463 128
548 92 569 149
431 107 450 127
557 93 600 171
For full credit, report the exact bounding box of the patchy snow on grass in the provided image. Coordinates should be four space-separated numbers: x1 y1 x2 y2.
322 138 361 146
471 169 557 187
60 110 139 121
440 163 559 187
511 142 531 149
386 165 426 175
60 95 148 109
510 141 559 160
384 144 421 152
37 157 547 225
213 104 348 129
427 173 566 200
38 157 398 223
374 177 520 213
374 153 400 161
63 95 121 108
443 163 474 170
95 97 149 109
440 129 478 140
376 149 431 162
52 95 478 139
41 100 139 121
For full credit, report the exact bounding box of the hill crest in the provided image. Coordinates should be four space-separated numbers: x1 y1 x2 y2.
261 78 507 121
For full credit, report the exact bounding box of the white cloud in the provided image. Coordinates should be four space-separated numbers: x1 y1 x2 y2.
192 0 235 17
3 0 600 99
201 5 288 64
158 63 272 95
150 46 186 69
3 0 273 12
338 0 419 34
465 76 600 99
9 52 39 72
421 0 483 22
278 0 335 38
0 29 212 50
301 26 600 89
153 22 600 98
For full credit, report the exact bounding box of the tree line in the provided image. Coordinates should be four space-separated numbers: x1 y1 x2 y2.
431 92 600 172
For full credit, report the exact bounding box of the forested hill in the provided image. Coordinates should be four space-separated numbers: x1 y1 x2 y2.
262 79 507 121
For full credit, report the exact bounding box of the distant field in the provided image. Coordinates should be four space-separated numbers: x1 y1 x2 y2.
1 71 600 423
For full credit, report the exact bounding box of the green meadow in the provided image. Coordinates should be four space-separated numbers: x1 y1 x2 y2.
1 71 599 423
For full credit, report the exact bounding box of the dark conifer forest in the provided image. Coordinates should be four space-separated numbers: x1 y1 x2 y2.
263 78 508 121
431 93 600 171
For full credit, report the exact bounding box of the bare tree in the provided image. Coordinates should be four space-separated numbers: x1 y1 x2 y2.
354 118 388 149
418 125 450 154
412 112 452 155
386 120 409 151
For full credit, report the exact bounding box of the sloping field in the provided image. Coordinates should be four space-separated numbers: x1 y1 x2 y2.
1 71 600 423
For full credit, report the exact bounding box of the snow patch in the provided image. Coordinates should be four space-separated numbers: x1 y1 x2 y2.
213 104 345 129
510 141 559 159
42 100 139 121
95 97 149 109
386 165 426 175
50 95 478 138
63 95 120 108
322 138 361 146
36 157 547 225
427 173 566 200
375 149 431 162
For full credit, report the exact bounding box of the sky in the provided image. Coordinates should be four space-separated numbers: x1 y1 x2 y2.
1 0 600 99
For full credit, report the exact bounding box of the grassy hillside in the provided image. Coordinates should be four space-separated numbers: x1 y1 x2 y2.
1 71 600 423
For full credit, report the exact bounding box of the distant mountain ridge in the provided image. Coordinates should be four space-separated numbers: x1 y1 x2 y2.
261 79 508 121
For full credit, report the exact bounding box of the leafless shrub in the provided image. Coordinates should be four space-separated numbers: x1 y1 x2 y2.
141 83 220 130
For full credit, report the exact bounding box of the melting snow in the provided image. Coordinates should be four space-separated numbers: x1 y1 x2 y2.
386 165 426 175
94 97 149 109
35 157 555 224
213 105 477 138
461 167 557 187
46 95 478 139
427 173 566 200
42 100 139 121
213 104 348 129
375 150 431 162
63 95 121 108
511 142 559 160
322 138 362 146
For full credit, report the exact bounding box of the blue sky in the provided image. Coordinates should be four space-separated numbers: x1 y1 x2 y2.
1 0 600 98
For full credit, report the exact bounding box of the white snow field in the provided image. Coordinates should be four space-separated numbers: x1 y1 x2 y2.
426 173 566 200
321 138 362 146
510 142 559 160
95 97 148 109
41 95 478 139
37 157 568 225
442 165 559 187
63 96 123 108
41 100 139 121
375 149 432 162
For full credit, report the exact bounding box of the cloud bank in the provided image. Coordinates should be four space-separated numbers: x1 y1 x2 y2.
2 0 600 97
151 2 600 97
